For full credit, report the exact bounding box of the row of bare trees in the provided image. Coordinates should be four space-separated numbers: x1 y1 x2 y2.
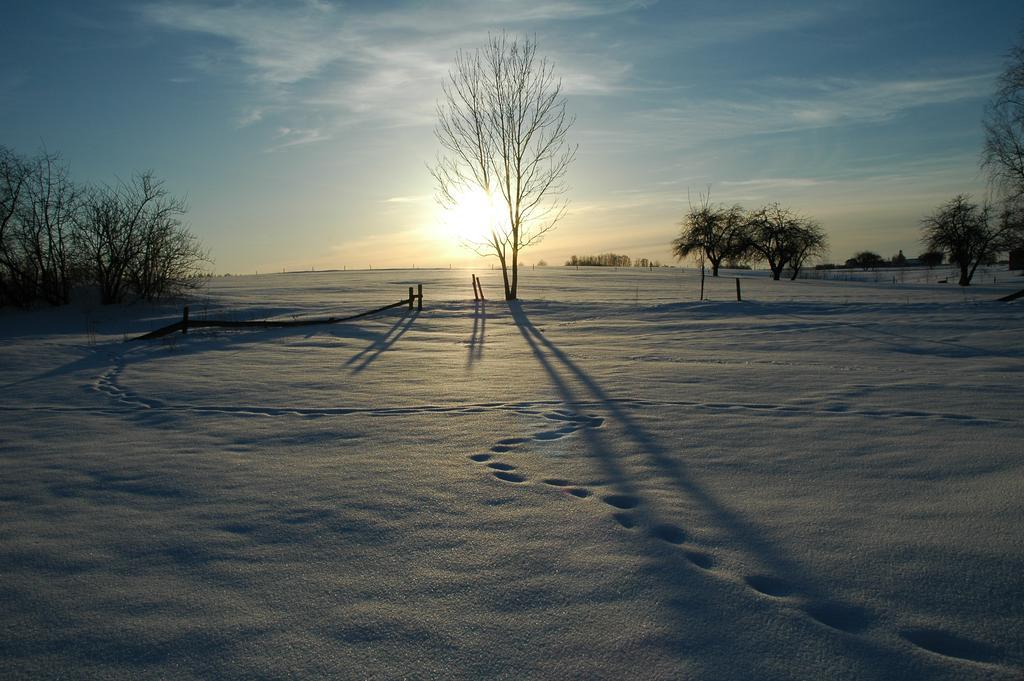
565 253 633 267
672 194 828 280
1 146 208 307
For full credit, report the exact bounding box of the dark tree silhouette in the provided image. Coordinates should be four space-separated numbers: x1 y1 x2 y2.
983 30 1024 206
2 147 209 308
672 192 748 276
0 148 80 306
918 251 944 268
433 34 576 300
744 203 827 280
76 172 207 304
851 251 885 270
921 194 1021 286
786 218 828 280
0 147 31 305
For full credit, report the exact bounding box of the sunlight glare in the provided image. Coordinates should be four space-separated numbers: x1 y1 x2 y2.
439 186 506 246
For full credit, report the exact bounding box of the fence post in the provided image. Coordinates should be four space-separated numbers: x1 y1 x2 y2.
735 278 742 302
408 286 414 310
417 284 423 311
182 306 189 334
472 275 479 301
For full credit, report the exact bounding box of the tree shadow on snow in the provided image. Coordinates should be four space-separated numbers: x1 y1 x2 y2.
507 301 919 674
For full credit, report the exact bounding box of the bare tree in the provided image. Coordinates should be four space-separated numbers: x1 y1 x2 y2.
921 194 1022 286
671 192 749 276
0 147 31 305
0 147 29 253
786 219 828 280
744 203 827 280
983 30 1024 207
0 148 80 306
21 151 81 305
433 34 576 300
127 205 209 301
76 172 199 304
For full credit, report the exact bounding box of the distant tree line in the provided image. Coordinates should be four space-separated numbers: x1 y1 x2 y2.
565 253 664 267
1 146 209 307
672 193 828 280
833 249 941 271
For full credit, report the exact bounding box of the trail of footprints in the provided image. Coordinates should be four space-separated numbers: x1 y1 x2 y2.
88 358 1001 668
468 409 1002 668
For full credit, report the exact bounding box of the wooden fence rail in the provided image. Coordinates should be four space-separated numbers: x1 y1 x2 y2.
131 286 423 341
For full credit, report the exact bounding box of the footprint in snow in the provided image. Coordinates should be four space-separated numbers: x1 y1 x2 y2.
744 574 795 598
601 494 639 510
649 524 687 545
487 462 516 471
612 513 637 529
542 478 571 487
565 487 591 498
469 453 491 462
493 471 526 483
804 602 873 634
900 628 1000 663
684 551 715 570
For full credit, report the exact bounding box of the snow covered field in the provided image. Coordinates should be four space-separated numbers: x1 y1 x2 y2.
1 267 1022 680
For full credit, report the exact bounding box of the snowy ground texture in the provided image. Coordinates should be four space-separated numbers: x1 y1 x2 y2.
1 266 1022 680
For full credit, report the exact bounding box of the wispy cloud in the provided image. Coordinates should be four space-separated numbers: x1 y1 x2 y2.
140 0 647 139
265 126 329 152
384 195 432 204
629 71 996 148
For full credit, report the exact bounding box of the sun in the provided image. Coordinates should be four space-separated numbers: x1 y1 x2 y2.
438 186 506 246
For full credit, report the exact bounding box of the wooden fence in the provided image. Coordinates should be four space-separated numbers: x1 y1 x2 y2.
131 285 423 341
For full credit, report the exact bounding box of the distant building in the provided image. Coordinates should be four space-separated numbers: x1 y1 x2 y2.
1010 248 1024 271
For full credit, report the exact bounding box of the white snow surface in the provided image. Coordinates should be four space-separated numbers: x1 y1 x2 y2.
1 266 1022 680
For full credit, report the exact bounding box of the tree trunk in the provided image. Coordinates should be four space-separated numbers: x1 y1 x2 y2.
710 259 720 277
498 252 511 300
507 223 520 300
959 261 977 286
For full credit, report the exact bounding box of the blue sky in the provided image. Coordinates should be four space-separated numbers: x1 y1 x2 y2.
2 0 1021 273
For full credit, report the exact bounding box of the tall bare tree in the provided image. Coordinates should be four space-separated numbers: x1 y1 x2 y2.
983 30 1024 207
671 191 749 276
433 34 576 300
921 194 1022 286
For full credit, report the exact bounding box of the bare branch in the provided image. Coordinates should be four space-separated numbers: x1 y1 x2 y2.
433 33 575 300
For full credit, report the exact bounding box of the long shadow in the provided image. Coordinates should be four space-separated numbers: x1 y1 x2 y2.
345 310 419 374
466 299 486 367
4 313 394 391
507 302 883 640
